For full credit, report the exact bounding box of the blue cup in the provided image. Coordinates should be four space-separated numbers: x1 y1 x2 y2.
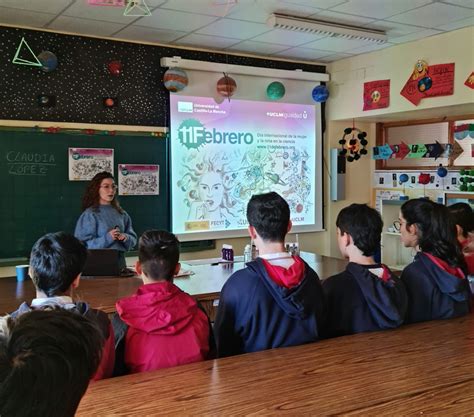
16 265 29 282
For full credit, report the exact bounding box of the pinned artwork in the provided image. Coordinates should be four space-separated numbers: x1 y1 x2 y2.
339 126 368 162
216 74 237 99
37 51 58 72
400 60 455 106
103 97 118 108
312 85 329 103
363 79 390 111
465 72 474 89
12 37 42 67
107 60 122 76
163 68 188 92
123 0 151 16
266 81 285 101
373 141 464 161
454 123 474 140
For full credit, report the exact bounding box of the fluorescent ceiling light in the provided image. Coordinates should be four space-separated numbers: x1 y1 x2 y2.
267 13 387 44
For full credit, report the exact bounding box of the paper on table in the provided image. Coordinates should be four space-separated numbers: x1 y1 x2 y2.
175 269 195 278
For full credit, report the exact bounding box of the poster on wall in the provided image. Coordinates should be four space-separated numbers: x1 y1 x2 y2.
363 79 390 111
465 72 474 89
118 164 159 195
400 61 455 106
68 148 114 181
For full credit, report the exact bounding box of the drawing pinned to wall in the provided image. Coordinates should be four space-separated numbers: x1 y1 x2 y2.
363 79 390 111
123 0 151 16
465 72 474 89
373 141 465 161
12 37 42 67
453 123 474 140
107 60 122 77
400 60 455 106
118 164 159 195
37 51 58 72
68 148 114 181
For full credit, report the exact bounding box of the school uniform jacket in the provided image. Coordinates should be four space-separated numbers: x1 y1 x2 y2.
10 299 115 381
322 263 407 338
115 281 211 374
214 257 325 357
401 252 471 323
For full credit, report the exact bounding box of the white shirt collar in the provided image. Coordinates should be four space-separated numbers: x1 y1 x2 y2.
31 295 74 307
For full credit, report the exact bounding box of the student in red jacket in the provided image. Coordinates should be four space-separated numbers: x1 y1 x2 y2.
8 232 115 381
115 230 211 374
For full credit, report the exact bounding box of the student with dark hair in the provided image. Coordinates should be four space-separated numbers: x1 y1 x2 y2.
8 232 115 380
114 230 211 374
214 192 325 357
0 309 103 417
74 171 137 269
448 202 474 275
322 204 407 337
399 198 470 323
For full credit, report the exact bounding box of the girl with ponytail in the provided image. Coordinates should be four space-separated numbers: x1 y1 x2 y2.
398 198 470 323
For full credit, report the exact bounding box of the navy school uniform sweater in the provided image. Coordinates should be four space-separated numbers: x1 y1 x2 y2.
322 263 407 338
214 257 325 357
401 252 471 324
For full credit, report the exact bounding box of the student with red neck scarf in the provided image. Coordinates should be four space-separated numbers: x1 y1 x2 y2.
399 198 471 323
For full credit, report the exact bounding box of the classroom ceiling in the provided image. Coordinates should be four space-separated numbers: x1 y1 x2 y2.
0 0 473 63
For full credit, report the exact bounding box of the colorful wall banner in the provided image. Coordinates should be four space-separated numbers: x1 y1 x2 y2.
363 79 390 111
373 141 464 161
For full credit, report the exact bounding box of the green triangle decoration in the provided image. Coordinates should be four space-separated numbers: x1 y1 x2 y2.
12 37 43 67
123 0 151 16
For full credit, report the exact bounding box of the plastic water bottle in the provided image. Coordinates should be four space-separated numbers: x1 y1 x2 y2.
244 244 252 263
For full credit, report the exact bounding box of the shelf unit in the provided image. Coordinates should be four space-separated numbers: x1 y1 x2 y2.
380 200 414 271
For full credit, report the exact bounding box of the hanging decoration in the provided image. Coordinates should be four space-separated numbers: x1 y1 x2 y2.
400 60 454 106
163 68 188 92
107 60 122 76
372 141 464 161
338 125 368 162
312 85 329 103
103 97 118 108
465 72 474 89
123 0 151 16
216 73 237 99
88 0 125 5
363 79 390 111
418 173 431 185
37 51 58 72
12 37 42 67
266 81 285 101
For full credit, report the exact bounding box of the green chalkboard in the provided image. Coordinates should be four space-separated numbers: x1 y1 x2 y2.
0 130 169 259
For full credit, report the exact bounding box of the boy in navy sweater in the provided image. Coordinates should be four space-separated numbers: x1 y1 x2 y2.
322 204 407 338
214 192 325 357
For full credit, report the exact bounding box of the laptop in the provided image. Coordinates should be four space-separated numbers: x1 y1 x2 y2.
82 249 120 277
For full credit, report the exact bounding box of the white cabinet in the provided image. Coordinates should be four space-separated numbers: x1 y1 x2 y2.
380 200 414 271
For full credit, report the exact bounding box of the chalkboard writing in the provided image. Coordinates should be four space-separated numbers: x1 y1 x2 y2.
0 130 169 259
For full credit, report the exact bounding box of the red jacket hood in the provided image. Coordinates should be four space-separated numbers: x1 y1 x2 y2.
116 281 199 335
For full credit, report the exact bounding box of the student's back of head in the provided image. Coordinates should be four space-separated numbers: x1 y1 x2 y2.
30 232 87 297
246 192 290 242
0 309 103 417
138 230 180 281
448 202 473 238
336 203 383 257
401 198 465 270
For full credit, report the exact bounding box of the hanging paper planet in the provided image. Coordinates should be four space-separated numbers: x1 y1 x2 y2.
107 60 122 76
312 85 329 102
37 51 58 72
217 75 237 98
418 76 432 92
163 68 188 92
399 174 409 184
267 81 285 100
437 165 448 178
418 173 431 185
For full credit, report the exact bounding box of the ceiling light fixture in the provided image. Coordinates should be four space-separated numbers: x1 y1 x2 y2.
267 13 387 44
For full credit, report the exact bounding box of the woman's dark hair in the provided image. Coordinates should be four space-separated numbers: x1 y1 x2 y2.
336 203 383 257
81 171 123 213
401 198 466 271
448 202 473 238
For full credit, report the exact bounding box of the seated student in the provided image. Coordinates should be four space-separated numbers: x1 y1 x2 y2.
9 232 115 380
448 202 474 275
0 309 103 417
114 230 211 374
399 198 471 323
322 204 407 338
214 192 325 357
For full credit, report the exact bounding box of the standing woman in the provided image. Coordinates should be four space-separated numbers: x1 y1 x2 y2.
75 171 137 269
398 198 470 323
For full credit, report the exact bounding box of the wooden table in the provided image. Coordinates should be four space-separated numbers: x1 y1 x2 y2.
0 252 347 320
77 315 474 415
